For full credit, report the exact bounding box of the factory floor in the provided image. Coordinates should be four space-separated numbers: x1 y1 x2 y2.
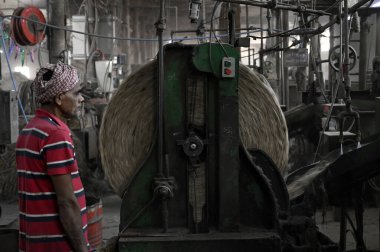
1 195 380 251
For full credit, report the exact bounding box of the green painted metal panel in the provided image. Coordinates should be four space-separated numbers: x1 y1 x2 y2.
165 56 184 128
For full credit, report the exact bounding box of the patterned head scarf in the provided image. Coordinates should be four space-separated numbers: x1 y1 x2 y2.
33 62 79 104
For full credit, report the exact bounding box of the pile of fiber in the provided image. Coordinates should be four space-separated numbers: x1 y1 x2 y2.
0 132 102 202
0 144 17 201
100 60 288 196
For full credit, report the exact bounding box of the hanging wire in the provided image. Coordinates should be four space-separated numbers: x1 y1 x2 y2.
0 18 29 123
210 1 229 57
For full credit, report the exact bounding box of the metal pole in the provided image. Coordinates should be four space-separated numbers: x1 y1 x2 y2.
329 15 335 95
228 5 236 45
358 15 370 90
283 10 289 109
157 0 166 178
344 0 351 97
338 2 344 101
156 0 170 233
340 207 347 251
48 0 65 63
377 11 380 56
246 5 250 66
275 10 282 104
259 5 264 73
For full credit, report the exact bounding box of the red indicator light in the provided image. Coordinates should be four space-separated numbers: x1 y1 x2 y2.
225 69 232 75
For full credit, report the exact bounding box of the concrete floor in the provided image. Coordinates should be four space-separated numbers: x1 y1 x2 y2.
316 207 380 251
1 195 380 251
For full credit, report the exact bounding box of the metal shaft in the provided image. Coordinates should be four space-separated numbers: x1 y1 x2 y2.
358 15 370 90
343 0 351 97
157 0 166 178
377 11 380 57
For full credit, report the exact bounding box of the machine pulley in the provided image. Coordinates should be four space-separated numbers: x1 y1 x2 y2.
10 6 46 46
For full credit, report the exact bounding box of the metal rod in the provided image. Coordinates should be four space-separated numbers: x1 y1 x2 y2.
355 184 365 252
170 27 261 36
246 5 250 66
343 0 351 103
259 4 264 73
228 5 236 45
338 1 344 101
283 10 289 109
358 15 369 90
214 0 332 16
157 0 166 178
329 15 335 95
377 11 380 56
339 207 347 251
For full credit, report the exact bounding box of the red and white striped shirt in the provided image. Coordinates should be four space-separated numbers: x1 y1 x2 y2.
16 109 89 252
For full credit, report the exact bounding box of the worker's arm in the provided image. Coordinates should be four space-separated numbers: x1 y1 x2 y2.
51 174 88 252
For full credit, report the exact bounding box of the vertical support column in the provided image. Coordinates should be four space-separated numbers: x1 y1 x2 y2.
339 207 347 251
283 10 289 109
377 11 380 57
354 183 364 252
358 14 370 90
123 0 131 75
309 17 319 88
218 77 239 232
245 5 250 67
275 10 283 104
192 44 240 232
48 0 66 63
329 15 336 96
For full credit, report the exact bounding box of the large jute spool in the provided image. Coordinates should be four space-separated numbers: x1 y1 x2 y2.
100 60 288 196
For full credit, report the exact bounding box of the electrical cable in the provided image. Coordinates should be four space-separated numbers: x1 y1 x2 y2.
208 1 222 75
0 18 28 123
210 1 229 57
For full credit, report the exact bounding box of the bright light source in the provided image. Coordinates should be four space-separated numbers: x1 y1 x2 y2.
14 66 30 79
371 0 380 7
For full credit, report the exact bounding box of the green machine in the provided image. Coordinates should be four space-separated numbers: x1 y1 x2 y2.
117 43 336 252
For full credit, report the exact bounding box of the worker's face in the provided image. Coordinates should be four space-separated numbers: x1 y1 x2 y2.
56 82 84 117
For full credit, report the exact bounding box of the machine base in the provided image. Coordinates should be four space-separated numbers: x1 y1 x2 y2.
119 230 281 252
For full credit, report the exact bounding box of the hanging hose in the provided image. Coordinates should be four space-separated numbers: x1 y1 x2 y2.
0 18 28 123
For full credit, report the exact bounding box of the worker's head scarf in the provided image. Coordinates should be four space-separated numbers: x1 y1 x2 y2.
33 62 79 104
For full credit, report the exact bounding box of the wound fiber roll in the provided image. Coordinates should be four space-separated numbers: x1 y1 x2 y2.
100 60 288 196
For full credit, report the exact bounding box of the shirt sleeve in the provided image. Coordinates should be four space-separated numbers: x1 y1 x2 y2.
43 129 77 175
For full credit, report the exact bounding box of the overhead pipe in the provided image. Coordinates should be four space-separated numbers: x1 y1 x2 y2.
215 0 332 16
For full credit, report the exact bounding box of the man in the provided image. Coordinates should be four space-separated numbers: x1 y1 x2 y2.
16 62 90 251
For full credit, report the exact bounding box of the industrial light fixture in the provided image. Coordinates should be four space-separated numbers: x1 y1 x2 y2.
189 0 202 23
370 0 380 7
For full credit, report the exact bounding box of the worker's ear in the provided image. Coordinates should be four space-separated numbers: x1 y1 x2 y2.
54 93 65 106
